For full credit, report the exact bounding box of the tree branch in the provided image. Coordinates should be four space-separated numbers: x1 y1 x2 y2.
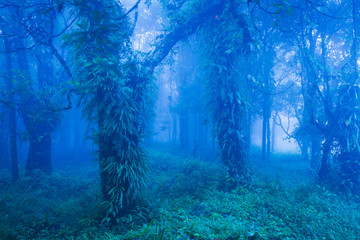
44 88 76 112
143 0 228 72
49 43 73 79
112 0 141 20
274 112 293 139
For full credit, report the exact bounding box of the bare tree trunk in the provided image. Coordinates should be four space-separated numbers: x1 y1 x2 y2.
262 83 271 161
352 0 358 82
0 105 9 170
266 113 271 159
262 107 267 161
172 112 177 143
16 40 54 174
192 113 198 157
180 111 189 149
271 115 276 152
318 136 333 181
4 38 19 184
262 60 272 160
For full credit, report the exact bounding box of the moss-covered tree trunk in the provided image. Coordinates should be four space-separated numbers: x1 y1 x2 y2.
214 73 248 187
67 0 234 222
67 0 149 222
202 10 251 187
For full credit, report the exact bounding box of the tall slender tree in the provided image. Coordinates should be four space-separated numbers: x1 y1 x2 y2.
3 37 18 183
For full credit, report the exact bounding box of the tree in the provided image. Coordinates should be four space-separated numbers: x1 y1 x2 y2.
200 2 251 187
0 0 70 174
0 35 19 183
333 0 360 194
66 0 151 221
65 0 240 221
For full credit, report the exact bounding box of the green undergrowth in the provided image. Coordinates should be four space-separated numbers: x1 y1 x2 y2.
249 150 314 187
0 149 360 239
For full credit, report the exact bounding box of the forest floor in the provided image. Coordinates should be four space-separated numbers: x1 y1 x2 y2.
0 148 360 240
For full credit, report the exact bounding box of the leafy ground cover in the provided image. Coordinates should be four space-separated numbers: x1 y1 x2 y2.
0 149 360 239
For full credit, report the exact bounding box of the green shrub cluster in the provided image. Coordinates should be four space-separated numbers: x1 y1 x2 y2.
1 150 360 239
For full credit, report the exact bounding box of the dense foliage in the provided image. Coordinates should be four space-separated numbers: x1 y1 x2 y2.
1 149 360 239
2 0 360 237
65 0 151 221
201 7 251 187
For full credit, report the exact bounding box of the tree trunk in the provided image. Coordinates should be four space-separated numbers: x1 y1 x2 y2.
172 112 177 143
299 10 319 164
262 107 267 161
212 57 248 187
4 38 19 183
16 41 53 174
352 0 358 82
266 112 271 159
262 69 272 160
318 136 333 181
180 111 189 149
271 115 276 152
192 113 198 157
310 127 322 170
244 109 251 155
300 141 309 162
0 106 10 170
26 131 52 172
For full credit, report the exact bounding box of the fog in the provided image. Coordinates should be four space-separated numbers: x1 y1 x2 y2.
1 0 360 238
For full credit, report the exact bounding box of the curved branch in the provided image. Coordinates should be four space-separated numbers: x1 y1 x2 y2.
52 13 79 38
44 88 76 112
49 43 73 79
143 0 228 72
112 0 141 20
274 112 293 139
129 3 139 36
308 2 350 20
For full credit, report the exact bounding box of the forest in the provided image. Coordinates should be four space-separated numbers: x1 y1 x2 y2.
1 0 360 239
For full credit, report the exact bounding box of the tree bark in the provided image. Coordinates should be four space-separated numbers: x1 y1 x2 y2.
271 115 276 152
318 136 332 181
180 112 189 149
351 0 358 82
4 38 19 183
0 105 9 170
262 105 267 161
261 47 273 161
143 0 228 72
16 40 54 174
